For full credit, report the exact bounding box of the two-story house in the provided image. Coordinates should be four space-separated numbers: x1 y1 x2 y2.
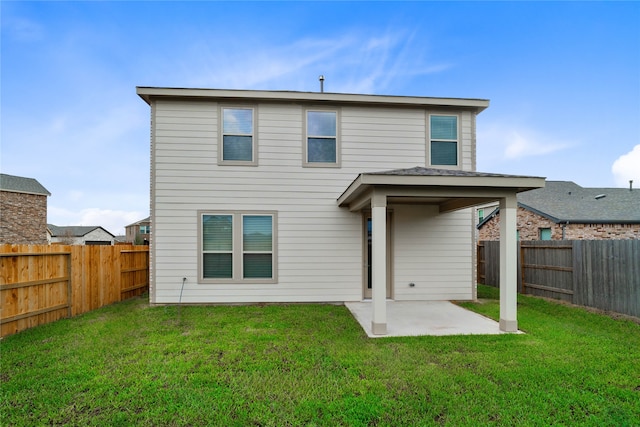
125 216 151 244
137 87 544 335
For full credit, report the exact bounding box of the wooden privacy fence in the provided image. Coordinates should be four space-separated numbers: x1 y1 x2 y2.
0 244 149 337
478 240 640 318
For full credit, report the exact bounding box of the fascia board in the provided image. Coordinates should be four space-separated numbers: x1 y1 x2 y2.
339 175 546 207
359 174 546 191
518 203 562 223
136 87 489 112
337 174 366 206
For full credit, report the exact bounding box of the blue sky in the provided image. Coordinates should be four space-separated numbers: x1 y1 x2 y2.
2 1 639 235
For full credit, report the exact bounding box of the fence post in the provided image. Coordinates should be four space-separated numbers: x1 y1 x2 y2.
520 243 525 294
66 252 72 318
476 242 483 285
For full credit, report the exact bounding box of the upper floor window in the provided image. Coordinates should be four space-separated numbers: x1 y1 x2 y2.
305 110 339 167
139 225 150 234
220 107 256 165
429 114 458 166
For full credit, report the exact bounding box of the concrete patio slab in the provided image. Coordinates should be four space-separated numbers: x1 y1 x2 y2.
345 300 522 338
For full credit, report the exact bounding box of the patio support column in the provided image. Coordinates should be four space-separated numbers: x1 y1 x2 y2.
499 195 518 332
371 192 387 335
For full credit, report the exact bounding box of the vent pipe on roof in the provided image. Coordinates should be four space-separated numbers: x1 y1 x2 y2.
319 75 325 93
630 180 633 191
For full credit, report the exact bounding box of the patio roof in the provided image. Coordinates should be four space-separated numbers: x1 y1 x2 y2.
338 166 545 212
338 166 545 336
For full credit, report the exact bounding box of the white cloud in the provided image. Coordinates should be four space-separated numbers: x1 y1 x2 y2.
48 207 144 236
503 130 569 159
478 122 572 166
181 29 450 95
611 144 640 188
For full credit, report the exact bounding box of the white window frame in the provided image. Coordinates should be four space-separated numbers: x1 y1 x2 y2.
427 113 460 168
218 106 258 166
303 108 340 168
198 210 277 284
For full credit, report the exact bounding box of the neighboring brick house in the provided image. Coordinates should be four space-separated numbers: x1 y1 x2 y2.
125 217 150 244
0 173 51 244
478 181 640 240
48 225 115 245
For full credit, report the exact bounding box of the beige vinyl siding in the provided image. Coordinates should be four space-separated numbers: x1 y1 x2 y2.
342 108 425 169
150 99 477 303
392 205 474 301
459 110 474 169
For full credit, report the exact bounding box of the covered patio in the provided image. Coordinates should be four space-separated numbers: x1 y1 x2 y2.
338 167 545 336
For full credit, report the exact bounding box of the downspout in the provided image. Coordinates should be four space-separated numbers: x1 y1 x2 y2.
561 221 569 240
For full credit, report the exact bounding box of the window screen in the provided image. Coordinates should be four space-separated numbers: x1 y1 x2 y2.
243 215 273 279
203 215 233 278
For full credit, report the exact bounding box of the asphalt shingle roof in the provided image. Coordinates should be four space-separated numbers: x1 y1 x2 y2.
517 181 640 223
125 217 150 228
48 225 115 238
366 166 542 179
0 173 50 196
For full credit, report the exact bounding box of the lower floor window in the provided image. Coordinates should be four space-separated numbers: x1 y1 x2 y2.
201 211 276 282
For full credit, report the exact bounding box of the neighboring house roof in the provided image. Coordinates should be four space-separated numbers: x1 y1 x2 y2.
478 181 640 226
125 217 150 228
0 173 51 196
48 225 115 238
137 87 490 113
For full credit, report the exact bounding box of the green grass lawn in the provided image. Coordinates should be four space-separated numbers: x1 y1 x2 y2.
2 285 639 426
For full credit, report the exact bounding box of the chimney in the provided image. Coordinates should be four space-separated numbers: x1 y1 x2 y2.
319 75 325 93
